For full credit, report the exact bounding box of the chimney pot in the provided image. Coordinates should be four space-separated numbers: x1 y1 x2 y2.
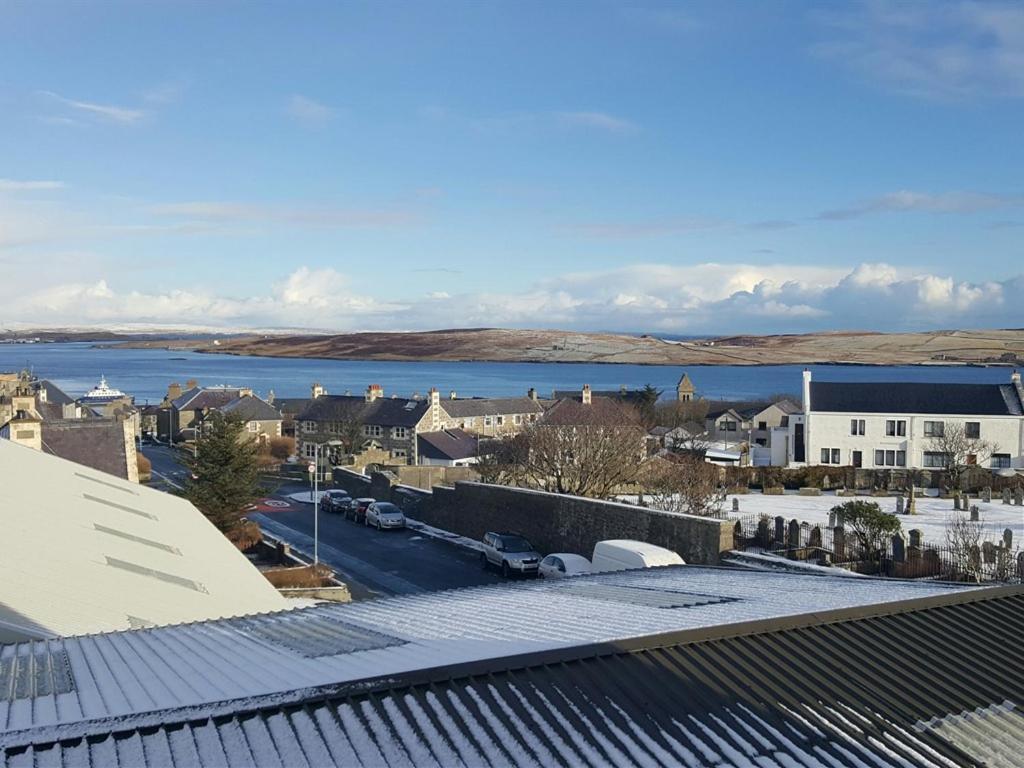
581 384 592 406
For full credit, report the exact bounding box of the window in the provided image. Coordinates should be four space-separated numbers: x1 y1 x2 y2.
528 414 538 422
992 453 1011 468
923 451 950 468
875 449 906 467
391 449 407 459
363 425 383 438
924 421 945 438
484 416 494 427
758 421 767 431
885 420 907 437
821 448 840 464
392 427 408 439
303 443 316 458
720 420 737 432
851 419 865 436
496 415 505 426
513 414 522 425
755 438 767 446
247 422 258 433
302 421 316 434
965 422 980 439
780 416 789 427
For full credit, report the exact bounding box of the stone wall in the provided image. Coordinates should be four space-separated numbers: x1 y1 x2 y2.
334 467 733 564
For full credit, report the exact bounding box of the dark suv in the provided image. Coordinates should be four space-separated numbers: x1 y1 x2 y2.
480 532 542 577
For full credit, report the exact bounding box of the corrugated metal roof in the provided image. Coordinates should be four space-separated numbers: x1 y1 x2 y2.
0 440 286 643
0 564 981 741
3 586 1020 767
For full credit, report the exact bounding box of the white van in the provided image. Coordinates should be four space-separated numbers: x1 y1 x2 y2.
591 540 685 573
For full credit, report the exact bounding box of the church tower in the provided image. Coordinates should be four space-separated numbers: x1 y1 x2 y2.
677 373 695 402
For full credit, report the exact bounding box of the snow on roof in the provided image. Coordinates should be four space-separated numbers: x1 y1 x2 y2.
0 439 286 644
0 563 979 736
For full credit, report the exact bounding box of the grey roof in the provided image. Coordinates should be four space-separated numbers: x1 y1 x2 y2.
441 396 544 418
31 380 74 406
298 395 429 428
417 428 479 461
810 381 1024 415
171 387 245 411
272 397 312 416
40 419 130 480
219 395 282 422
1 577 1014 767
552 388 648 405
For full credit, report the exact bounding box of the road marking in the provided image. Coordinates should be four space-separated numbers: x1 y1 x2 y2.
150 469 183 490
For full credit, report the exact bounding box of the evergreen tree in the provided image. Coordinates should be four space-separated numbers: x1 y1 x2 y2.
182 412 262 532
637 383 662 428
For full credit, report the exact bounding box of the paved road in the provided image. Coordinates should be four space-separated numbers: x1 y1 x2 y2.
140 443 190 491
249 505 503 599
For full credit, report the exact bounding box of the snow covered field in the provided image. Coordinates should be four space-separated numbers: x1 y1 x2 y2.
727 491 1023 547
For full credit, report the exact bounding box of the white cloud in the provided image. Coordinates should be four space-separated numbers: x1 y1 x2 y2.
555 111 638 133
286 94 336 124
813 1 1024 100
9 262 1024 335
38 91 147 124
818 190 1024 220
0 179 65 191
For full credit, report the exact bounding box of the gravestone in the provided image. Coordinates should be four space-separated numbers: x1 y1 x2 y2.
907 487 917 515
833 526 845 561
828 510 837 528
1004 528 1013 549
982 541 996 565
953 493 961 511
1003 488 1012 505
969 545 981 573
909 529 924 548
1018 551 1024 580
774 516 786 546
896 496 905 515
923 548 941 574
808 525 823 549
756 517 770 547
1015 487 1023 506
982 487 992 503
788 519 801 549
970 505 980 522
907 544 921 562
891 533 906 563
732 497 740 514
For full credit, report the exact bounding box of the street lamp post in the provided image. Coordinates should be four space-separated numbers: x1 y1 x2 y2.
308 440 343 567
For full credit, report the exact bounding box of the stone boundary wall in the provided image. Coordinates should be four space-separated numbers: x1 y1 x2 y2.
334 468 733 564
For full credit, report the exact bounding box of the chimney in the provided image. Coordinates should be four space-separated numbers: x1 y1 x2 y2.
311 382 325 399
239 387 253 398
167 382 182 401
802 369 812 414
186 379 198 390
266 389 275 405
620 384 627 394
581 384 592 406
365 384 383 402
1012 370 1021 385
429 387 441 429
449 391 457 400
527 387 537 401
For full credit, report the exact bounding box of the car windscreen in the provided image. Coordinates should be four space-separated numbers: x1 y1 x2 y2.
374 503 401 514
499 536 533 552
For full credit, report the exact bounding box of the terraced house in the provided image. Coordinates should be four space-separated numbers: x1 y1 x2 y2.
438 390 545 436
297 384 440 464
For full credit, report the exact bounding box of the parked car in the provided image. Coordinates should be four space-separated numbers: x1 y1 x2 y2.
366 502 406 530
480 532 542 577
347 497 376 523
538 553 592 579
320 491 351 513
590 540 685 573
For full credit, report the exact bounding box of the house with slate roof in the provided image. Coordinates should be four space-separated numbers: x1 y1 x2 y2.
790 369 1024 471
160 380 252 440
438 391 545 436
297 384 439 465
217 393 283 444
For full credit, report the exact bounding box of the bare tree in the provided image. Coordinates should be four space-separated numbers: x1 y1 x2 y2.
330 402 368 458
928 422 998 489
945 509 984 583
643 455 725 517
473 434 530 487
654 398 709 429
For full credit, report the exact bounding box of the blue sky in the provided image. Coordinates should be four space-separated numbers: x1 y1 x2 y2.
1 0 1023 334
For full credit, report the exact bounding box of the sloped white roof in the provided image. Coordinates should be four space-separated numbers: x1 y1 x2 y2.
0 440 286 643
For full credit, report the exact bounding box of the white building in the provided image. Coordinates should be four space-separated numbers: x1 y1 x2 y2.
789 370 1024 472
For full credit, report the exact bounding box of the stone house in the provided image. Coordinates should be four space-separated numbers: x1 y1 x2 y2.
216 394 283 444
161 381 251 439
438 392 545 437
297 384 441 465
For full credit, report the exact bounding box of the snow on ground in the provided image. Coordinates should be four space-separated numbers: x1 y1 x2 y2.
726 491 1023 547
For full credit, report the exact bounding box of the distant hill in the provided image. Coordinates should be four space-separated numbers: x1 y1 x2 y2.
171 327 1024 367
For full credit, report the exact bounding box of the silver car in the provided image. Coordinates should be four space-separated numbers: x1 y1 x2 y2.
480 532 542 577
366 502 406 530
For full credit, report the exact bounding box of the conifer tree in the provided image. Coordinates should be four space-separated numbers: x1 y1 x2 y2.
182 412 262 531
